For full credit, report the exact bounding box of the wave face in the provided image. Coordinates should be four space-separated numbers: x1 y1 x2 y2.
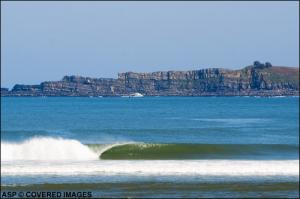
99 143 299 160
1 137 99 161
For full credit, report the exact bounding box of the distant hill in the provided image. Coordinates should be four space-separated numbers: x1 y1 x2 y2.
1 62 299 96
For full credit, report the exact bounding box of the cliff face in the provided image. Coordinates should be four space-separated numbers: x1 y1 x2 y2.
2 65 299 96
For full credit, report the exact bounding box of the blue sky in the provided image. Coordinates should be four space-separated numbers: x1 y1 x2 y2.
1 1 299 88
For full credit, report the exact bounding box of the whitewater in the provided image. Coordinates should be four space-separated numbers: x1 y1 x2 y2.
1 137 299 177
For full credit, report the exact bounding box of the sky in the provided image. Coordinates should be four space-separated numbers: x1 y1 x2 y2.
1 1 299 88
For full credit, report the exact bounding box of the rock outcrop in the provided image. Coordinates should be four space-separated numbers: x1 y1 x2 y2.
1 88 9 96
2 62 299 97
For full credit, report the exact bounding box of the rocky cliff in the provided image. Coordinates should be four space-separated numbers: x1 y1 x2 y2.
2 62 299 96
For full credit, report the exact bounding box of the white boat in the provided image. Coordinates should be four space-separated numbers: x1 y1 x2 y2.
130 93 144 97
121 93 144 98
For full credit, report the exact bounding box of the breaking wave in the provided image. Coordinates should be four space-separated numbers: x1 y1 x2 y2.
99 143 299 160
1 137 299 161
1 137 299 178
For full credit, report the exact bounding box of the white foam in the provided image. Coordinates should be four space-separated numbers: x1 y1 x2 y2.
1 137 99 161
1 160 298 177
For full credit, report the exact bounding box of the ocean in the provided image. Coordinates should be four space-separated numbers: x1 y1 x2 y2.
1 96 299 198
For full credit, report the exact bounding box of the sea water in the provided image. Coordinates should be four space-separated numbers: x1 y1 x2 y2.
1 97 299 197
